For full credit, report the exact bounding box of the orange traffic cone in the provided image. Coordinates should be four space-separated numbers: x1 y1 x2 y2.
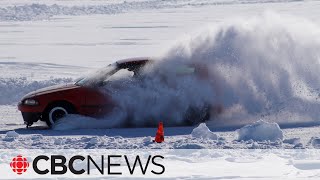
154 122 164 143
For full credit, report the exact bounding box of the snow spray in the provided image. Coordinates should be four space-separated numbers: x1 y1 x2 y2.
54 12 320 130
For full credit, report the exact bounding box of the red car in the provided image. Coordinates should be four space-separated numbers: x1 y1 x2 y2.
18 57 218 128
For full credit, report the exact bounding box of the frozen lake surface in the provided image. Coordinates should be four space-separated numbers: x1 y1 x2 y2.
1 0 320 179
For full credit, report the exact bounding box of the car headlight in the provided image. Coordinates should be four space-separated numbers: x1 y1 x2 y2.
23 99 39 106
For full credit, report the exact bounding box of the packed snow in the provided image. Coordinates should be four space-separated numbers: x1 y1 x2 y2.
191 123 218 140
237 120 284 141
283 138 301 145
5 130 19 138
310 137 320 149
1 122 319 149
1 148 320 179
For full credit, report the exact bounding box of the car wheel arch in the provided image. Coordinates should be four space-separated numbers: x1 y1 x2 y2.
42 100 77 127
43 100 77 114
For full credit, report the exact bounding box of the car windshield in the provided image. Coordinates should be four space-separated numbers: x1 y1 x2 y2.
75 64 120 87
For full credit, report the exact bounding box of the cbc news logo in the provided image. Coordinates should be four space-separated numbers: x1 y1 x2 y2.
7 154 165 176
10 155 30 175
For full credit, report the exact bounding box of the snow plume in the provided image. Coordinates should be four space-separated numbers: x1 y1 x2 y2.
115 12 320 127
108 63 216 127
56 13 320 129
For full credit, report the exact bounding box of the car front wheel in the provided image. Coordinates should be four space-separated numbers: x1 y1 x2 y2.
43 103 75 128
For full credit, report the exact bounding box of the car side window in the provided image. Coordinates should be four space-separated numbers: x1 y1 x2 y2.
106 68 134 82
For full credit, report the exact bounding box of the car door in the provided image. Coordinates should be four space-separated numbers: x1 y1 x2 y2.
82 68 134 117
81 87 114 117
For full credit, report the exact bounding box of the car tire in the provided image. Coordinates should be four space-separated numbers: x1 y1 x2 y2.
43 103 75 128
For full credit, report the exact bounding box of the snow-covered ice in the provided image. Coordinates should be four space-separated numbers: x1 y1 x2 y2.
293 160 320 170
1 0 320 178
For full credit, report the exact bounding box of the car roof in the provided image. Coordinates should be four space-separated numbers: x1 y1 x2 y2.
116 57 151 69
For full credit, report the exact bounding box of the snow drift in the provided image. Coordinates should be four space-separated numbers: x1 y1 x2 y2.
54 12 320 129
0 77 72 105
0 1 301 21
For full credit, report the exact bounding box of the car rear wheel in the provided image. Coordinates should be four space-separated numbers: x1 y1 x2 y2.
43 103 75 128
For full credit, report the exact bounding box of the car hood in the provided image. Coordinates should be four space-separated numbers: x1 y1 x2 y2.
22 83 80 99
